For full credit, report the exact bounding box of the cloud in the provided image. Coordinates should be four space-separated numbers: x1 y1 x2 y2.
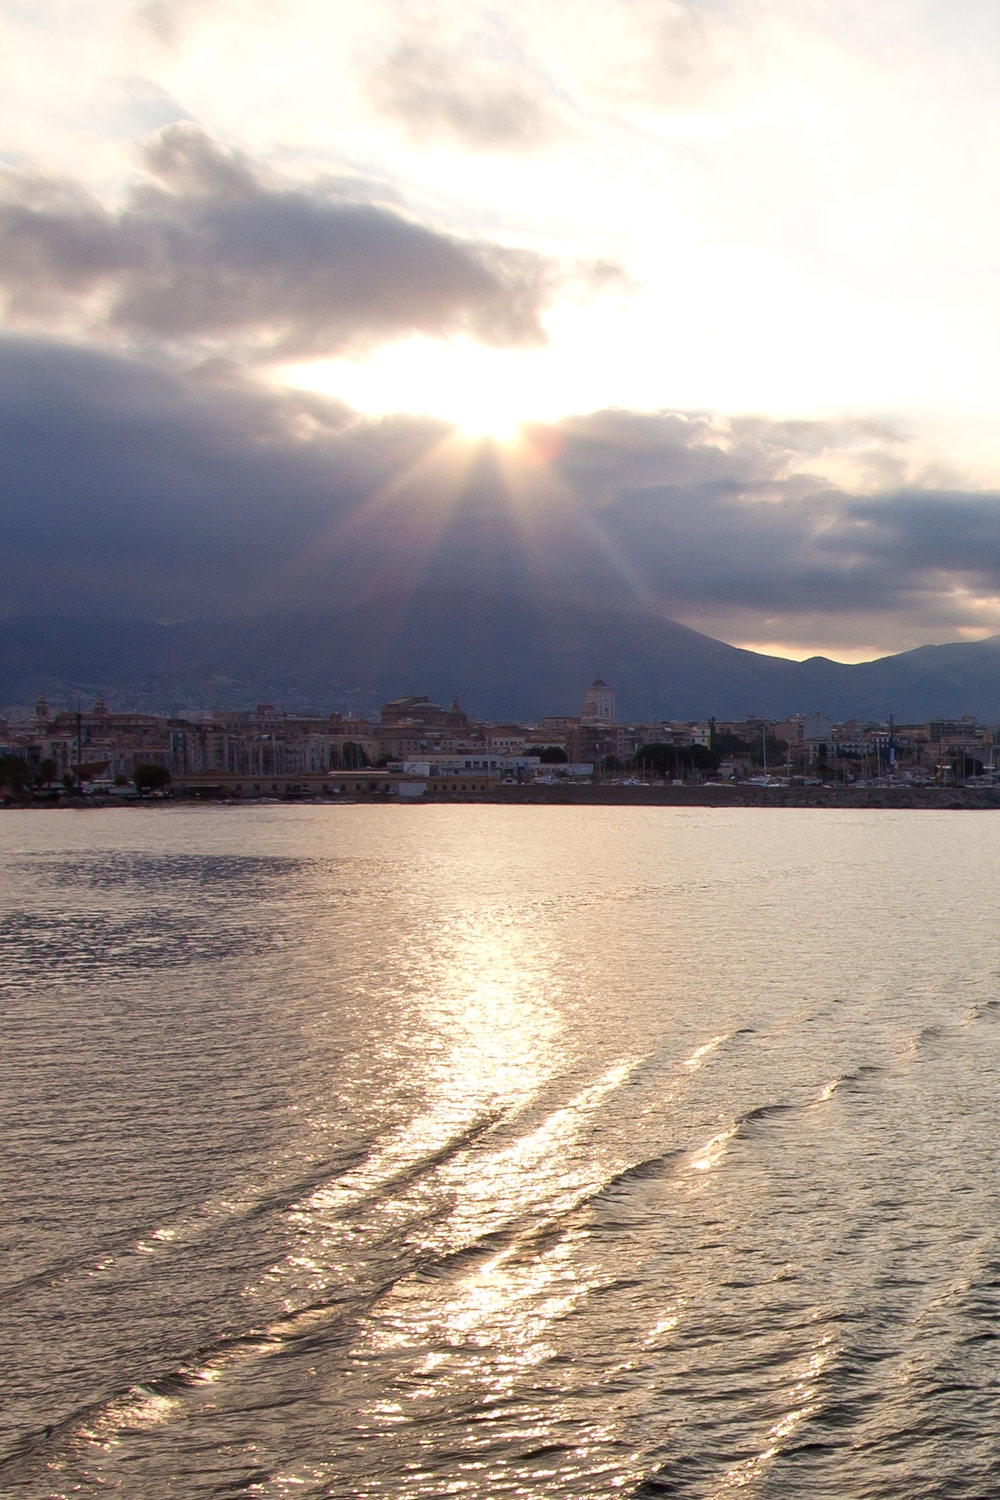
642 2 743 109
368 35 560 151
3 336 1000 659
134 0 217 47
0 336 450 617
0 123 556 359
545 410 1000 650
94 76 192 140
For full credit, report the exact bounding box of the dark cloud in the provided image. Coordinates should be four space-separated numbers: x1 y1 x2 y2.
547 410 1000 630
0 337 449 617
0 124 555 358
368 39 559 151
2 336 1000 647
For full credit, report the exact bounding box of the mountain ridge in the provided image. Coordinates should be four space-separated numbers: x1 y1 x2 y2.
3 594 1000 723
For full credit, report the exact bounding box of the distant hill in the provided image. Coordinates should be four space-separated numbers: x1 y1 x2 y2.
3 593 1000 722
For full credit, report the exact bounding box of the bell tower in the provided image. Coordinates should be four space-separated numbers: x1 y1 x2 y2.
580 678 616 723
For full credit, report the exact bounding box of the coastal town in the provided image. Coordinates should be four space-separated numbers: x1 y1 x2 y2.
2 677 999 803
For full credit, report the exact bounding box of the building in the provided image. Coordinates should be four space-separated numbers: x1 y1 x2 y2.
580 678 616 723
568 720 639 765
369 696 479 761
771 718 805 745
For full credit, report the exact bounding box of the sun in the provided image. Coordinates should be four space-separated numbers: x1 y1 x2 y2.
277 341 550 446
450 401 523 444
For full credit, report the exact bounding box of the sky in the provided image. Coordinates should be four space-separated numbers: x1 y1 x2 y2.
5 0 1000 660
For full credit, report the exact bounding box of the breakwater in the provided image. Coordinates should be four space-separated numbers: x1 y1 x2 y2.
7 782 1000 810
483 783 1000 809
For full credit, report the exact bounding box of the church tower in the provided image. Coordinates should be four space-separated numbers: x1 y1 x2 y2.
580 678 616 723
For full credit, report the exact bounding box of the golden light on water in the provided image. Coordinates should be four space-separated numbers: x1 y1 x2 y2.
16 809 1000 1495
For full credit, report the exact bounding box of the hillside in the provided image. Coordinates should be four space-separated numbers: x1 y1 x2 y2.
4 594 1000 722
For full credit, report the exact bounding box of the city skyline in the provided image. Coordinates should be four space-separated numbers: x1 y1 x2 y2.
4 679 995 804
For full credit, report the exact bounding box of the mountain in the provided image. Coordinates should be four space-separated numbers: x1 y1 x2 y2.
4 592 1000 723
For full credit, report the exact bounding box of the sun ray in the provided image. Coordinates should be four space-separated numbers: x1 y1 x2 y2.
491 424 656 609
260 398 658 645
261 424 519 620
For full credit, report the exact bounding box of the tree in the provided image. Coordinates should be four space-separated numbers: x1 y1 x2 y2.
37 758 57 785
600 754 622 773
538 745 568 763
636 742 720 779
749 735 785 768
339 741 370 770
686 744 721 773
133 764 171 794
712 730 783 767
0 754 29 792
710 730 750 758
636 743 669 776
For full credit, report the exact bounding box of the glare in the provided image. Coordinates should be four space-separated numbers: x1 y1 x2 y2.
450 403 524 444
278 328 603 438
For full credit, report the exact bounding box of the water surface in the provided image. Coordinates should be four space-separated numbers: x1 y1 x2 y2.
2 805 1000 1498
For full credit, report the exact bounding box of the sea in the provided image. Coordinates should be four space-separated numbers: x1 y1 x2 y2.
3 803 1000 1499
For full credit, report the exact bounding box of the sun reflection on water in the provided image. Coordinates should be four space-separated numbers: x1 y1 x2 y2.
261 914 570 1313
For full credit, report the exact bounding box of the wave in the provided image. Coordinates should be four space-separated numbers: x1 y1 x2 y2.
0 1119 690 1476
0 1105 510 1323
740 1102 795 1127
0 1100 520 1461
817 1064 882 1101
680 1033 733 1071
0 1143 374 1311
962 1000 1000 1026
905 1023 946 1058
685 1072 887 1173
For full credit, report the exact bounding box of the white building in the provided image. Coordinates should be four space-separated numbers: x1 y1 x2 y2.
399 755 540 777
